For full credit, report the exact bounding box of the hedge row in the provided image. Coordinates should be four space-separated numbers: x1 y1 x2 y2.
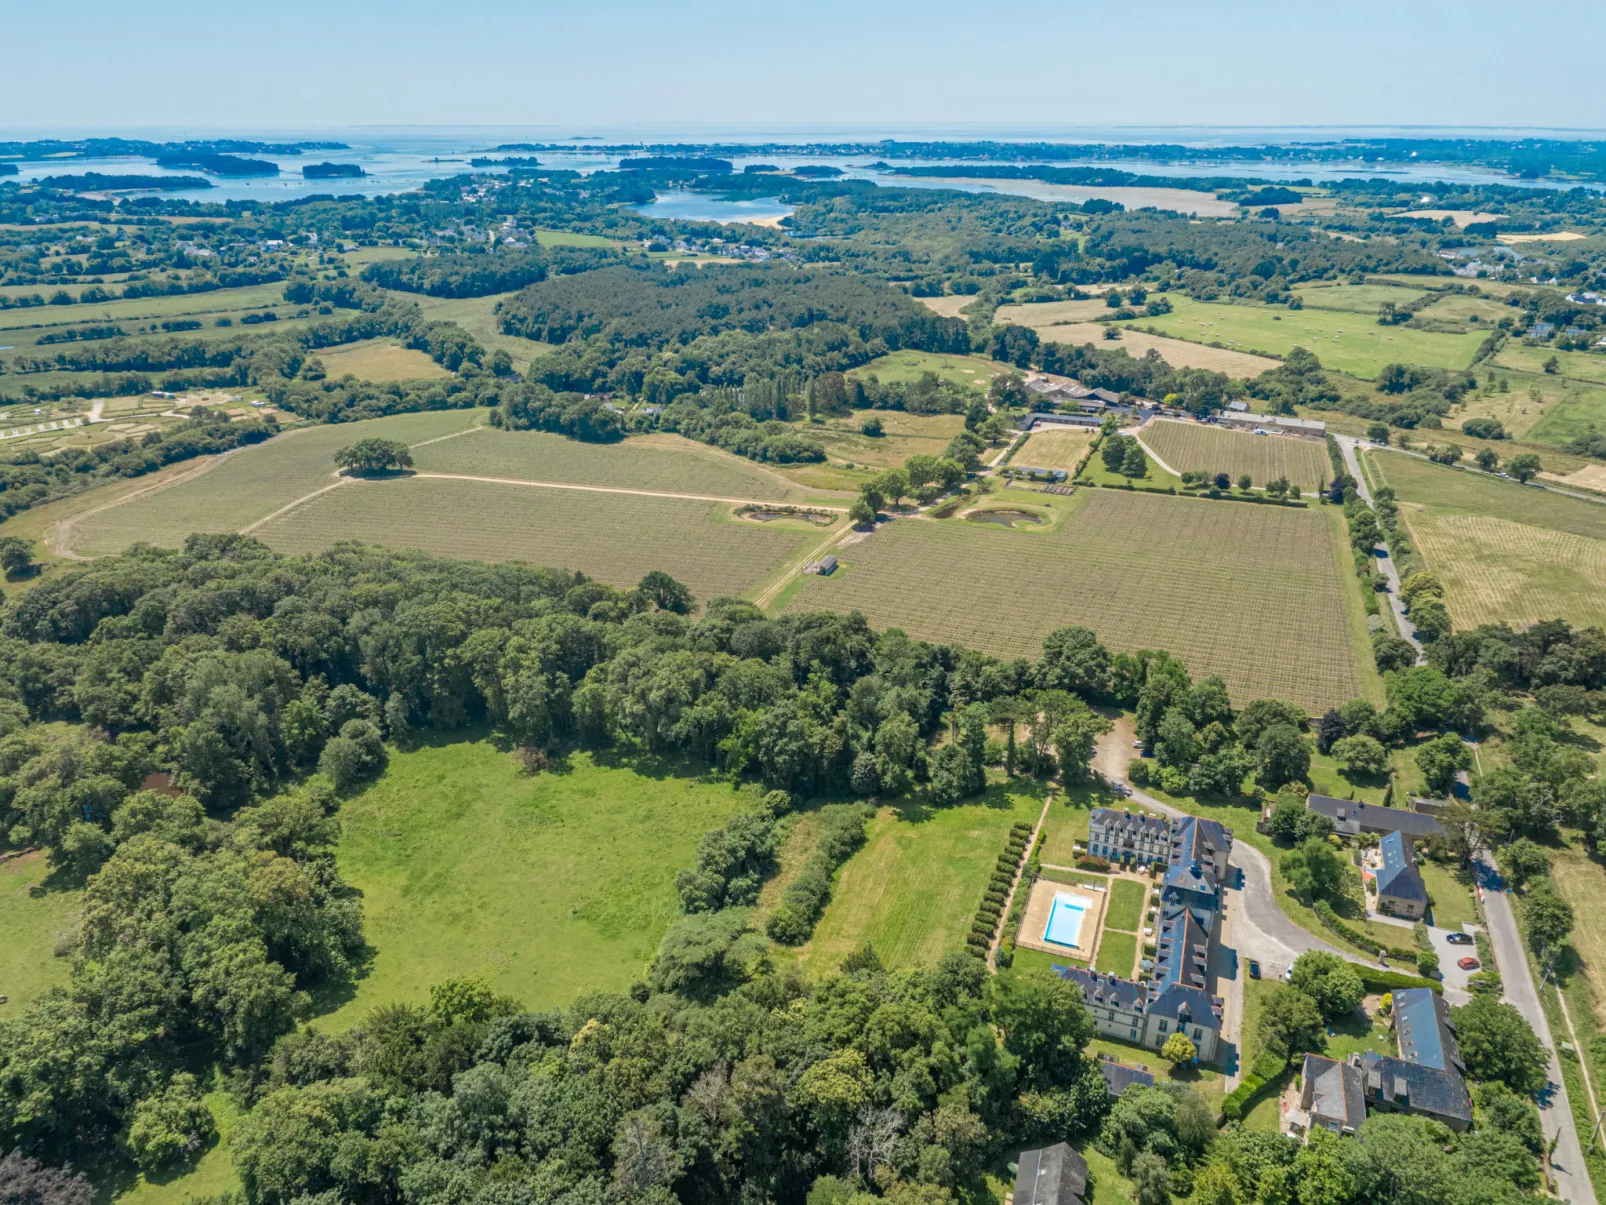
764 803 875 944
969 823 1034 958
1220 1052 1291 1122
1313 900 1417 962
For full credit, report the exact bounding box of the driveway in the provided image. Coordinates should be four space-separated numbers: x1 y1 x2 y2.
1476 858 1594 1202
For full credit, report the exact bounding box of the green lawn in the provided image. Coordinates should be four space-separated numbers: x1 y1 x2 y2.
1075 455 1184 492
1124 294 1488 380
1307 745 1389 805
1094 930 1138 976
1037 785 1114 864
1421 860 1479 931
535 229 616 248
1291 282 1432 313
1084 1036 1225 1098
1009 946 1087 978
0 851 78 1011
845 350 1003 390
1105 879 1147 932
321 740 752 1028
1040 868 1110 890
115 1090 242 1205
800 782 1048 972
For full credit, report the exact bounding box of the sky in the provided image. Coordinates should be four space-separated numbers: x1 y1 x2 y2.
5 0 1605 134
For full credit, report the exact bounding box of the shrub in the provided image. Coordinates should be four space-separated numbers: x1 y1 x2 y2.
765 804 873 943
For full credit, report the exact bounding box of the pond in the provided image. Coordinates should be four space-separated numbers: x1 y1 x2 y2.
631 190 793 224
965 509 1045 528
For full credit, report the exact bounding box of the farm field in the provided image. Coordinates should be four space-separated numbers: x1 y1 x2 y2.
317 338 449 381
1550 843 1606 1011
1015 427 1095 472
1369 450 1606 629
1290 283 1431 313
915 295 974 318
1495 343 1606 384
322 742 750 1028
788 489 1371 712
65 409 481 555
1122 294 1487 379
994 298 1113 326
846 350 1001 390
0 851 77 1011
0 282 291 329
795 782 1048 973
413 426 810 499
1018 321 1281 378
252 477 814 603
1139 420 1331 489
413 290 558 371
1412 291 1511 331
808 410 969 471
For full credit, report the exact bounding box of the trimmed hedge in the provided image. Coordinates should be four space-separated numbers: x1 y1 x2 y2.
1313 900 1417 962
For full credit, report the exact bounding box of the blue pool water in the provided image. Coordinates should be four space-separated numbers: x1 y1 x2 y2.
1044 892 1092 949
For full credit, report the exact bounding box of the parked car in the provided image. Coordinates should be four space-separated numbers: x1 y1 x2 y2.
1132 740 1144 749
1457 957 1480 971
1446 932 1474 946
1282 965 1294 982
1247 959 1261 980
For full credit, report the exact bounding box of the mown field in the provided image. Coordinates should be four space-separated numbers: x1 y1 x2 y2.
0 851 77 1011
322 741 751 1028
788 489 1371 712
1122 294 1488 379
412 427 809 499
1015 427 1095 472
1021 321 1281 378
318 339 449 382
1370 450 1606 630
252 477 813 603
794 782 1048 973
1139 420 1331 488
807 410 969 471
66 410 482 554
1290 282 1431 313
846 350 1001 390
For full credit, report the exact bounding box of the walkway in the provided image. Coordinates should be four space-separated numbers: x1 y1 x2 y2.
1477 858 1595 1202
1334 434 1421 661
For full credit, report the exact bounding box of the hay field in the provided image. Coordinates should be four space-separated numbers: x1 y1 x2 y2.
252 476 811 603
1371 451 1606 542
319 339 450 382
65 410 481 554
847 351 1000 390
1016 428 1095 472
916 295 975 318
1394 210 1504 226
1495 344 1606 385
1289 283 1431 313
1140 420 1330 488
811 410 970 470
996 298 1113 326
1126 295 1486 379
1029 323 1281 378
413 427 806 499
788 490 1367 712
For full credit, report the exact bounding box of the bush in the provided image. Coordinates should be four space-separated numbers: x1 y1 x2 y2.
765 804 872 943
126 1073 216 1171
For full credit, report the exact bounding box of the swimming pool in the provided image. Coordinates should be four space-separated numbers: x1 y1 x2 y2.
1043 892 1093 949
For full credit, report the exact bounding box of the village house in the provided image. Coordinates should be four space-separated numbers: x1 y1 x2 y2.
1369 830 1428 920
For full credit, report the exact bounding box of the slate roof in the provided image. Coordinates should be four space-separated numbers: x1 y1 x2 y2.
1375 831 1427 903
1171 815 1232 867
1357 1051 1473 1125
1148 980 1225 1025
1394 988 1463 1072
1091 808 1171 837
1014 1143 1089 1205
1057 965 1147 1014
1098 1058 1156 1098
1153 908 1212 993
1302 1054 1367 1133
1306 794 1445 838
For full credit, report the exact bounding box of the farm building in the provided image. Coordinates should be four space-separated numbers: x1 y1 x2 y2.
1013 1143 1088 1205
1025 411 1103 430
1217 412 1327 439
804 555 838 576
1007 465 1069 482
1367 831 1428 919
1301 795 1444 840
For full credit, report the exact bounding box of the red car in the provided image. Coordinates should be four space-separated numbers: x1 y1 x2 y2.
1457 956 1480 972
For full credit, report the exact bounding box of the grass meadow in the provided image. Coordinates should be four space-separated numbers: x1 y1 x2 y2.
323 741 753 1027
1026 321 1281 378
1369 450 1606 629
794 781 1048 973
317 339 450 382
0 851 77 1010
413 291 558 372
845 351 1002 391
1123 294 1487 379
1015 428 1095 472
788 490 1372 712
1290 282 1432 313
1139 420 1331 489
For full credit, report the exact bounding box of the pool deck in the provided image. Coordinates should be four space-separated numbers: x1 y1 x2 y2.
1017 877 1107 963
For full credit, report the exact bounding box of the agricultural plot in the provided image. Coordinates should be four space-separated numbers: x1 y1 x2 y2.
413 427 807 499
995 298 1113 326
915 295 975 319
323 743 749 1027
1370 450 1606 630
1015 427 1095 472
1290 283 1431 313
1018 321 1281 379
810 410 969 471
788 490 1368 712
1139 420 1330 489
797 784 1048 973
1123 295 1487 379
318 339 449 382
65 410 481 555
252 477 812 603
1495 343 1606 385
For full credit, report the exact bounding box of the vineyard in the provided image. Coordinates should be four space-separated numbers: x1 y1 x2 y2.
1140 419 1331 490
412 428 807 499
787 489 1368 712
250 476 812 603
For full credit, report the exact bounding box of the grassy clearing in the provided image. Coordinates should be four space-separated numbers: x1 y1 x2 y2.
0 851 77 1011
1105 879 1146 932
1420 860 1478 931
535 229 615 248
116 1090 242 1205
67 410 480 555
1038 791 1099 864
1139 420 1330 490
318 339 449 382
1029 321 1281 378
1125 294 1486 379
798 781 1048 972
1094 930 1138 976
995 298 1113 326
847 351 1002 390
323 741 751 1028
413 427 809 499
789 490 1368 713
1015 428 1095 472
413 291 557 372
255 479 814 605
1306 744 1389 805
1074 457 1185 492
1496 343 1606 385
1291 282 1431 313
1369 450 1606 630
807 410 970 471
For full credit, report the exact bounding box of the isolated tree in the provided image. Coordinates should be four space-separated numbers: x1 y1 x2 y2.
1524 882 1574 957
1505 453 1542 483
1161 1032 1197 1066
1283 836 1345 903
334 438 412 474
1255 723 1310 788
1256 984 1325 1062
0 536 35 578
1101 434 1130 472
1121 442 1149 479
849 496 876 526
1331 734 1388 778
1367 423 1390 443
1475 447 1500 471
1416 733 1472 797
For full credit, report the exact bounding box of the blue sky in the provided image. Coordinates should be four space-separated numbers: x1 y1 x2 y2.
6 0 1604 132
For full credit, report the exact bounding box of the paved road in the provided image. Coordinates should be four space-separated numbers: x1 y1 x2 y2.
1334 434 1422 660
1476 859 1595 1202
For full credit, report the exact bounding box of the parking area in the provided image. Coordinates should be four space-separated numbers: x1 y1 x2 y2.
1429 924 1482 994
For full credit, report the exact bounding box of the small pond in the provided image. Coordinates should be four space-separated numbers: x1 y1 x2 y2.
965 509 1045 528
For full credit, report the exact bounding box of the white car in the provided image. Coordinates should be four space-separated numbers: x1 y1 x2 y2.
1132 740 1144 749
